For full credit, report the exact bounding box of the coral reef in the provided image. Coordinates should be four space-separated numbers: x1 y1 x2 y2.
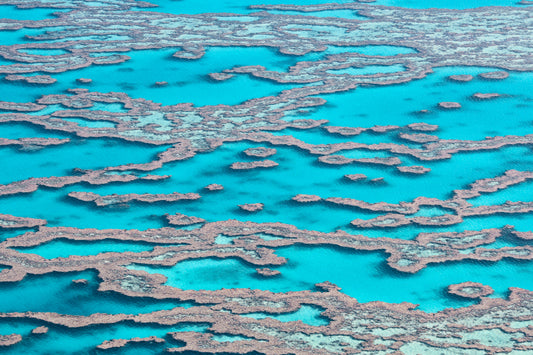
448 282 494 299
0 1 530 353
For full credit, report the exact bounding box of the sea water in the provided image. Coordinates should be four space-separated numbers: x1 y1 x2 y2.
0 0 531 352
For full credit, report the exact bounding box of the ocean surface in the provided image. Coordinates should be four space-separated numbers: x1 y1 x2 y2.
0 0 531 353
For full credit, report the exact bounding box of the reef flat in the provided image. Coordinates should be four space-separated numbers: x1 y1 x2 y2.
0 0 532 353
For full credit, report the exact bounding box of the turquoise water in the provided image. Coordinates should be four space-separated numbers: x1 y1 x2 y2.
0 26 70 46
13 239 157 258
0 321 207 354
130 245 533 312
303 67 533 140
0 47 300 106
0 141 530 233
0 1 531 353
59 47 300 106
0 137 161 184
0 270 192 315
0 122 70 139
0 6 67 20
0 230 26 242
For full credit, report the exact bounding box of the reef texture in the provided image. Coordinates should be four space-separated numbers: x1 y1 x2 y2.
0 214 46 229
243 147 277 158
448 282 495 299
438 102 461 109
256 268 281 277
30 326 49 335
344 174 367 181
0 0 531 354
479 71 510 80
96 336 165 350
448 74 473 82
165 213 205 226
239 203 265 212
4 74 57 85
230 160 279 170
0 334 22 347
204 183 224 191
472 93 501 100
67 191 201 207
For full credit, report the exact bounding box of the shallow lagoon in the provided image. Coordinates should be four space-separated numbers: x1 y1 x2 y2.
130 245 533 312
14 239 157 259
